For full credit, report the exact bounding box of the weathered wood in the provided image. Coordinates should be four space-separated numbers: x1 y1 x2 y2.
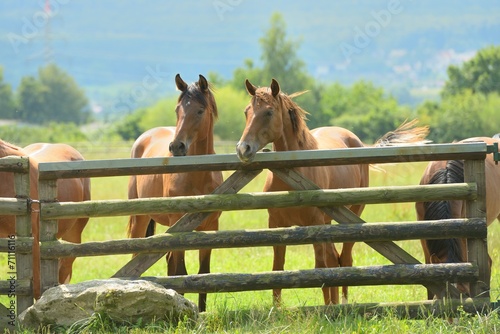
270 167 460 298
37 142 488 180
0 156 30 173
13 163 33 314
0 198 30 215
0 279 32 296
40 183 477 219
112 169 263 278
41 219 486 259
38 179 59 294
464 159 490 299
0 237 33 253
123 263 478 294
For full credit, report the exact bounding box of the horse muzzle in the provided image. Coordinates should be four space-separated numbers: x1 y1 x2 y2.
236 141 258 163
169 141 188 156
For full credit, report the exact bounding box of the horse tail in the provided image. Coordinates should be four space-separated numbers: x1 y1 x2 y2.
424 160 465 263
146 219 156 237
374 119 431 147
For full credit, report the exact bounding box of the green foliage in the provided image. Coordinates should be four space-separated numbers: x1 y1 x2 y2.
0 66 16 119
230 12 322 127
16 63 92 125
213 85 249 141
0 122 88 145
442 45 500 97
324 81 413 143
111 98 178 141
418 90 499 142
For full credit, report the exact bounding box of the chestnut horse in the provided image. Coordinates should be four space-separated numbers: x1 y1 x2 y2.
0 140 90 299
236 78 429 306
416 136 500 299
127 74 222 312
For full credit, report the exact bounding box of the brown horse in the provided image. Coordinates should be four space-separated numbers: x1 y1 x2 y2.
416 136 500 299
127 74 222 312
0 140 90 299
236 78 430 306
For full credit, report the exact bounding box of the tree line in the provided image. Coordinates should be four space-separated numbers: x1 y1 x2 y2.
1 13 499 144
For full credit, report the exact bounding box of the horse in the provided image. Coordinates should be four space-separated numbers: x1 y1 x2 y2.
416 136 500 299
127 74 222 312
235 78 430 306
0 140 90 299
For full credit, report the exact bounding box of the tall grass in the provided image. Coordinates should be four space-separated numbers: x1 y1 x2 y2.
3 144 500 333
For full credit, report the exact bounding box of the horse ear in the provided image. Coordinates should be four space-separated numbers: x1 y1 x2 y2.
175 74 188 92
270 78 280 97
198 74 209 91
245 79 256 96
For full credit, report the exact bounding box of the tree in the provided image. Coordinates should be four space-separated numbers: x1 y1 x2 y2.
326 81 414 143
442 45 500 97
17 76 47 123
0 67 16 119
230 12 322 127
17 63 92 124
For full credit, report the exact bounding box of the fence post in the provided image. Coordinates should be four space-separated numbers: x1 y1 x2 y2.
464 158 489 300
38 179 59 294
14 158 33 314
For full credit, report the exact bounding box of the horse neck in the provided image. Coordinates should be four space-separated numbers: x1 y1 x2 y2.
188 113 216 156
0 140 25 158
273 110 318 152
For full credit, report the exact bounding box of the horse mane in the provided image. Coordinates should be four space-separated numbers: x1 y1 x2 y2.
178 81 218 120
424 159 465 263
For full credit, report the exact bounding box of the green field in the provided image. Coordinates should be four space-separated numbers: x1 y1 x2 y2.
2 144 500 333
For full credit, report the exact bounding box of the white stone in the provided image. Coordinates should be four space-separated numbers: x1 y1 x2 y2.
19 279 198 328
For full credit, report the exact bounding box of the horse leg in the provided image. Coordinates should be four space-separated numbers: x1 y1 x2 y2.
272 245 286 306
127 215 151 258
339 242 354 303
197 248 212 312
313 243 335 304
420 239 434 299
59 218 88 284
324 242 340 304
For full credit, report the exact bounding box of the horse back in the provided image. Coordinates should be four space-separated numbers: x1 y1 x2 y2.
23 143 90 203
131 127 176 159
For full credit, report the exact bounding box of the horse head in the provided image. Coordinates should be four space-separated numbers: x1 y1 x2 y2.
169 74 217 156
236 79 285 162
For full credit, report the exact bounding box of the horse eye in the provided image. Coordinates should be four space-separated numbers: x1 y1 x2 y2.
197 109 204 115
265 110 273 117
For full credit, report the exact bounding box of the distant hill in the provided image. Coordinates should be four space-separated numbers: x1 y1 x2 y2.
1 0 499 117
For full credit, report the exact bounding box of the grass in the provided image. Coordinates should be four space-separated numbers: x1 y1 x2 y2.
3 144 500 333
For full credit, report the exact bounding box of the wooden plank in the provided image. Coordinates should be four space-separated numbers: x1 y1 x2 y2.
0 279 32 296
40 183 477 219
0 156 30 173
125 263 478 294
112 169 263 278
0 198 30 215
464 159 490 299
38 179 59 294
13 165 33 314
37 142 488 180
270 167 461 298
41 219 486 259
0 237 33 254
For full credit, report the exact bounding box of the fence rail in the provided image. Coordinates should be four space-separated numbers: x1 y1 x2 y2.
0 156 33 315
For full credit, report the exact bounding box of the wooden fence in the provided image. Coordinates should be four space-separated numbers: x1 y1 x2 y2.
0 157 33 315
4 142 495 317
